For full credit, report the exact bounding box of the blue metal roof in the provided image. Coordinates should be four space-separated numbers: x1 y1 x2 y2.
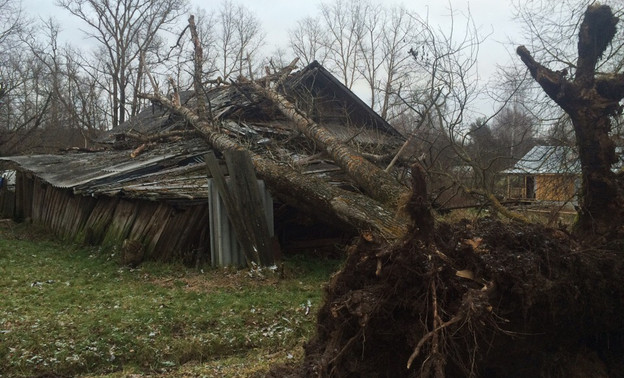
505 145 624 175
505 146 580 175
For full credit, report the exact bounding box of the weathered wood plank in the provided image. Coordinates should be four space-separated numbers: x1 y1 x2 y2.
126 201 160 243
102 199 139 247
23 174 33 221
66 195 97 239
83 197 119 245
0 185 15 218
205 151 258 266
49 189 67 233
13 172 23 220
142 203 174 257
172 203 210 264
31 177 46 224
224 149 274 266
152 207 194 262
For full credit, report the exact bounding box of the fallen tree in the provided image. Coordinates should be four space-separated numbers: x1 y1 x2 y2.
248 75 405 207
265 163 624 377
138 92 407 240
137 16 409 241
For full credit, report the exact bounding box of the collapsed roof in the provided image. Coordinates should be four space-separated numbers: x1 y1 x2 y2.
0 61 403 203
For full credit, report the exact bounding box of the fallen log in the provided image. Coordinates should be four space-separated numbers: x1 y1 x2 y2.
248 78 406 207
138 92 407 240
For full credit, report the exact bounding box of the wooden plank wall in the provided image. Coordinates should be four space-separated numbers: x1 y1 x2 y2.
150 203 210 264
535 174 577 201
0 185 15 218
11 172 210 265
14 171 27 221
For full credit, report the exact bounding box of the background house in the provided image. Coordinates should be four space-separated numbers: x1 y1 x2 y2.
505 145 580 202
505 145 595 203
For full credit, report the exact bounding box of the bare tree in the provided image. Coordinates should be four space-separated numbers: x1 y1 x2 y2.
0 0 27 104
56 0 187 128
517 4 624 237
356 2 384 112
388 5 536 220
288 1 417 119
34 20 108 135
288 16 329 66
319 0 365 89
216 0 265 81
358 5 415 119
0 0 25 55
0 17 110 155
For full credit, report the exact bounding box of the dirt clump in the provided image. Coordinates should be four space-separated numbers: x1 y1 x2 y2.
269 167 624 377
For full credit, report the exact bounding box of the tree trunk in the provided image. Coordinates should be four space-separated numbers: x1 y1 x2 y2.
248 81 406 207
131 54 144 118
138 92 408 240
188 15 207 120
111 73 119 129
517 5 624 238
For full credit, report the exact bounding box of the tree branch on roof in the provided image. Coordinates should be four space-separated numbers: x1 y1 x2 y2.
246 76 406 206
138 91 407 240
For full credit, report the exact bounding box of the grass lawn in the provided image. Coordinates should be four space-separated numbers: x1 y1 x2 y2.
0 222 342 377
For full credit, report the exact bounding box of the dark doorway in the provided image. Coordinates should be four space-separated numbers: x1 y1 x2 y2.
525 176 536 199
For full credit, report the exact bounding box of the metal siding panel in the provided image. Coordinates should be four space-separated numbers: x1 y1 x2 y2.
208 178 272 267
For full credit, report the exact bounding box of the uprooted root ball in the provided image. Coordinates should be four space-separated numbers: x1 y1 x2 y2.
273 217 624 377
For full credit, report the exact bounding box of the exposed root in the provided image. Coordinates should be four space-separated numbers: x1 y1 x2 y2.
265 164 624 377
269 217 624 378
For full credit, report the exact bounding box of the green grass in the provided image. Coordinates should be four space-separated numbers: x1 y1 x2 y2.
0 224 342 377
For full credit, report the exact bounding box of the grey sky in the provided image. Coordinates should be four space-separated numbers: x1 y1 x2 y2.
23 0 522 62
22 0 523 114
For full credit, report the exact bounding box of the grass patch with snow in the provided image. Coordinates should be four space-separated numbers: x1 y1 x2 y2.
0 223 341 377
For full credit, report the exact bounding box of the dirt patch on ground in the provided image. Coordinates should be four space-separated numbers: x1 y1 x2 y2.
145 268 282 293
268 168 624 377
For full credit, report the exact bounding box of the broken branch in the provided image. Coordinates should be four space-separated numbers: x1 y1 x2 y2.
138 92 407 240
247 80 406 206
188 15 207 119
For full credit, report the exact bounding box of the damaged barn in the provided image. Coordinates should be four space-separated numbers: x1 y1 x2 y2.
0 61 407 267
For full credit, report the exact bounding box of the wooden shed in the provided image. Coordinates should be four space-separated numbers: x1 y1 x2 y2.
0 61 403 266
505 146 581 203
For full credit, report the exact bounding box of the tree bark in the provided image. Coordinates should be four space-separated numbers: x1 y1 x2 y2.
138 92 407 240
248 81 406 207
517 5 624 238
188 15 207 120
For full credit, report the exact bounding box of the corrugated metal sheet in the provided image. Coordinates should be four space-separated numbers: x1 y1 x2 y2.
0 138 211 200
208 179 273 267
505 146 580 175
506 145 624 175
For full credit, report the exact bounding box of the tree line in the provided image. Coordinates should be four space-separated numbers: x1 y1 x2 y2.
1 0 623 231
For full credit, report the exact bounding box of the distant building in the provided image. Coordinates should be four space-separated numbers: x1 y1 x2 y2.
504 145 624 203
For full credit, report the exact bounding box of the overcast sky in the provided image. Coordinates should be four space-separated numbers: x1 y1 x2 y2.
21 0 524 115
22 1 522 61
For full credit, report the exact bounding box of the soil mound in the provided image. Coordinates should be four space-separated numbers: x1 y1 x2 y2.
269 168 624 377
276 219 624 377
